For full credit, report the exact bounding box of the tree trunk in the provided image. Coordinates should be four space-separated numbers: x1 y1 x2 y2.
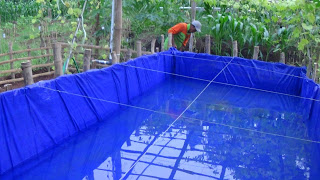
188 0 196 52
113 0 122 61
94 12 100 58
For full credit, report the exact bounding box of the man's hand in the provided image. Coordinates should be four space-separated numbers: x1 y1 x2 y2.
179 46 185 52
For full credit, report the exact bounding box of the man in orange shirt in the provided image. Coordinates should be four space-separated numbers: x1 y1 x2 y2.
164 20 201 51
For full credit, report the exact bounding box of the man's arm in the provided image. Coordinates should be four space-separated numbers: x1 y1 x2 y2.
182 34 191 47
168 23 185 48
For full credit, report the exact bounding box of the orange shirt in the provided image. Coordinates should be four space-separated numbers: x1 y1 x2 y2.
168 23 191 47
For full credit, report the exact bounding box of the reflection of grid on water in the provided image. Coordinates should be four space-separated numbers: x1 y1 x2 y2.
92 83 314 180
119 55 235 179
93 111 314 180
96 127 233 180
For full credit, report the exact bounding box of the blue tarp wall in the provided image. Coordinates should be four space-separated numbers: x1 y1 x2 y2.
0 48 319 174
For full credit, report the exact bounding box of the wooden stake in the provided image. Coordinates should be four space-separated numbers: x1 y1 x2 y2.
136 41 142 57
45 38 51 72
188 0 196 52
21 61 34 86
112 51 118 64
161 34 164 52
27 45 31 57
156 47 159 53
126 49 132 61
4 84 12 91
83 49 91 72
48 8 52 19
91 61 97 69
313 63 318 83
280 52 285 64
232 41 238 57
9 42 15 79
168 33 173 48
53 43 63 77
253 46 259 60
205 35 210 54
151 39 156 54
113 0 122 57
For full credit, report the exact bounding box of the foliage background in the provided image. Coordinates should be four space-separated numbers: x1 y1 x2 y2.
0 0 319 72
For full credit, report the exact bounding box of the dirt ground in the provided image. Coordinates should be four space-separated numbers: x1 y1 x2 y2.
0 68 54 93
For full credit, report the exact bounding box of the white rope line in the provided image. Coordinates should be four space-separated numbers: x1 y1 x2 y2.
212 81 320 102
120 57 235 179
184 117 320 144
39 86 176 118
38 85 320 144
120 63 211 83
159 53 305 80
119 63 320 103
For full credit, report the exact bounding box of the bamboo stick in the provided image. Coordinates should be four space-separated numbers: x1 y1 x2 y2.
232 41 238 57
21 61 34 86
253 46 259 60
0 54 53 65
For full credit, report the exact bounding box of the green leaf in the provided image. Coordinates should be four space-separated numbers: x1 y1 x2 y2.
302 23 313 31
292 28 301 38
68 8 74 16
307 13 315 24
298 39 309 51
271 16 278 23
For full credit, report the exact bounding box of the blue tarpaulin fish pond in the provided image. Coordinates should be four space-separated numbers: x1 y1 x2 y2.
0 48 319 179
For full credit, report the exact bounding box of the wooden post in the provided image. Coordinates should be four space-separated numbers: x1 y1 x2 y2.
168 33 173 48
51 31 57 42
61 46 65 60
126 49 132 61
39 22 45 48
21 61 34 86
9 42 15 79
53 43 63 77
188 0 196 52
156 47 159 53
136 41 142 57
315 45 320 81
83 49 91 72
280 52 285 64
161 34 164 52
48 8 52 19
4 84 12 91
45 38 51 72
91 61 97 69
205 35 210 54
113 0 122 58
27 45 31 57
313 63 318 82
232 41 238 57
112 51 118 64
253 46 259 60
151 39 156 54
13 24 16 40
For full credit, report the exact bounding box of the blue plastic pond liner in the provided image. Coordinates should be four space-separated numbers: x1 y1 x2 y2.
0 48 319 175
